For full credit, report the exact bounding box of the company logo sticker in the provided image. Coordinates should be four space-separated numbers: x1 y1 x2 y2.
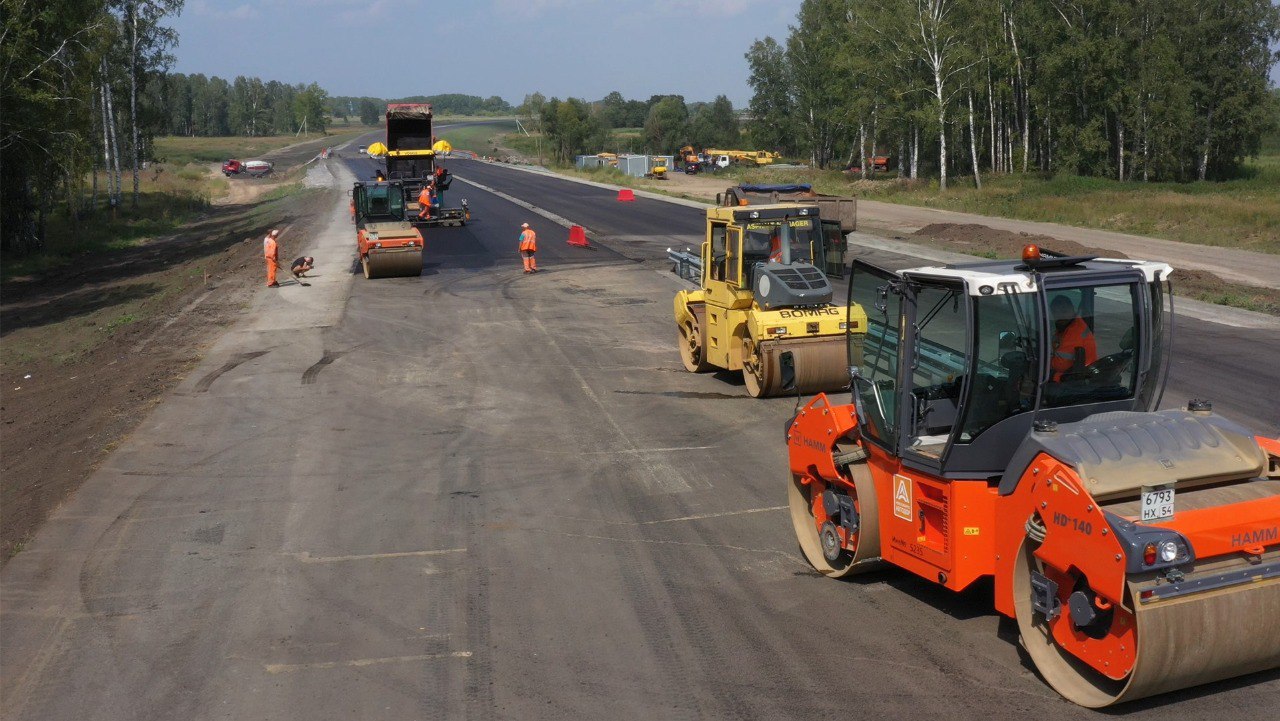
893 474 912 521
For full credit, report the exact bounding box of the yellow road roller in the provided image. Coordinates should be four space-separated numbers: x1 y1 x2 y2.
671 203 866 397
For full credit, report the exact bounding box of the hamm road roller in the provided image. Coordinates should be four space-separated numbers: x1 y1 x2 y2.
785 245 1280 707
672 203 866 397
352 180 423 279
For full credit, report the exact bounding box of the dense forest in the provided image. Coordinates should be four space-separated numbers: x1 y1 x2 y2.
519 92 742 163
747 0 1280 185
3 0 188 253
330 94 512 124
158 73 329 137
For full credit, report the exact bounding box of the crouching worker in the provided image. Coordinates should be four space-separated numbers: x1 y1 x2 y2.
291 256 315 279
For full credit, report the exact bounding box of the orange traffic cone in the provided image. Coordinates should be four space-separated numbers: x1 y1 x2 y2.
567 225 592 248
617 188 636 202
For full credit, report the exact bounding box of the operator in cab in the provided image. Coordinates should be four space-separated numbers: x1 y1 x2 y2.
1049 294 1097 381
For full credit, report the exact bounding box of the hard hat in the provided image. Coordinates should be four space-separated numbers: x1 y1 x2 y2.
270 229 280 236
521 223 529 228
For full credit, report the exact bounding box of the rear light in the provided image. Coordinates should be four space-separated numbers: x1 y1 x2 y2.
767 326 787 335
1143 543 1157 566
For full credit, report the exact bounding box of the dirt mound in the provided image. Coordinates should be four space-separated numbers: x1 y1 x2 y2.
913 222 1127 259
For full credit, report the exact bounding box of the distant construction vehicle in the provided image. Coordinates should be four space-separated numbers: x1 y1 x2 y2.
786 244 1280 707
704 149 782 166
671 201 865 397
647 156 668 180
719 184 857 234
351 180 423 279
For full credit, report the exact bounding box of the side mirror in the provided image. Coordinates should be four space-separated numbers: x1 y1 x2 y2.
780 351 797 393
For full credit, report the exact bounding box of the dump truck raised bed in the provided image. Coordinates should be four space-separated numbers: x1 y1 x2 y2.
785 244 1280 707
671 203 866 397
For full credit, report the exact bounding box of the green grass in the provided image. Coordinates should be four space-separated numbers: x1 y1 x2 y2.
154 134 323 164
436 120 520 154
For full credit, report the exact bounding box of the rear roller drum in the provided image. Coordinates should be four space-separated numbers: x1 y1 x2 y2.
742 334 774 398
788 461 880 578
363 250 423 279
678 313 712 373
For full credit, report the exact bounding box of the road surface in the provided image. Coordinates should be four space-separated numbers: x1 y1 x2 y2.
2 142 1276 721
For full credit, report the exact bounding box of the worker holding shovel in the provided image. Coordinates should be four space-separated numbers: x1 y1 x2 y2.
264 229 281 287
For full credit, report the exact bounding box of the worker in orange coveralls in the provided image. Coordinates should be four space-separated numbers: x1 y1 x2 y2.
264 229 281 287
518 222 539 273
417 183 434 220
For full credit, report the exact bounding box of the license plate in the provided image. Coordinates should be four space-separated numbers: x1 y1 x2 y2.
1141 486 1175 522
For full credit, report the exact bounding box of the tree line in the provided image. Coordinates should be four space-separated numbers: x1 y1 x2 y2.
747 0 1280 186
3 0 182 253
329 94 513 126
159 73 329 137
518 91 742 163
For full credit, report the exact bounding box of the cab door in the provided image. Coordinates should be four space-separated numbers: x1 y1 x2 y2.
703 224 747 367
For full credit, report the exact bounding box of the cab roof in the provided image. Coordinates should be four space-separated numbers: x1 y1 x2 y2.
893 256 1174 296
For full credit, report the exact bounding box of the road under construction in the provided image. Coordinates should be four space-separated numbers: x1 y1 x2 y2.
2 127 1278 720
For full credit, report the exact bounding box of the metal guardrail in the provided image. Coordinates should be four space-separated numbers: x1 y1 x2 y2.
667 247 702 284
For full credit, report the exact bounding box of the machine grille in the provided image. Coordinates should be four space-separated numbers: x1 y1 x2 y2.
772 267 828 290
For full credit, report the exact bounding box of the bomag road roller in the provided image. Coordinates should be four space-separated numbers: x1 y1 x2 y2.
671 203 867 397
785 244 1280 707
352 180 423 279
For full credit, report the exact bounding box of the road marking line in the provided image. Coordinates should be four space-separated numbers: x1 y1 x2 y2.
638 505 788 525
574 445 717 456
290 548 466 563
264 651 472 674
453 175 583 231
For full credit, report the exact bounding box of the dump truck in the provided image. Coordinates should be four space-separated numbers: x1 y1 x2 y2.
671 203 866 397
719 184 857 234
384 103 435 207
351 180 423 279
785 244 1280 707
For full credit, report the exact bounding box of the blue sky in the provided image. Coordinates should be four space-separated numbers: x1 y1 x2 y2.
170 0 801 105
171 1 1279 105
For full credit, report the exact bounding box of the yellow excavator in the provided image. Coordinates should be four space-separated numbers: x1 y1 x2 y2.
670 203 865 397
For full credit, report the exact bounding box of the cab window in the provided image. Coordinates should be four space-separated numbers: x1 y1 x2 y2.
726 227 743 286
956 292 1040 442
848 262 902 448
906 283 966 458
1044 283 1140 407
709 223 727 281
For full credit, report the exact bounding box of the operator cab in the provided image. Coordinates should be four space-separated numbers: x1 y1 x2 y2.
846 246 1173 478
352 181 407 226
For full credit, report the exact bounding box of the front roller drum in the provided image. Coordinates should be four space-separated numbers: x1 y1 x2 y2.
743 335 848 398
1014 542 1280 707
789 461 880 578
362 249 423 279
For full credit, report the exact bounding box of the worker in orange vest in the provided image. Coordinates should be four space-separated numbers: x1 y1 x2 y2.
417 183 433 220
264 229 281 287
1049 295 1096 381
519 222 539 273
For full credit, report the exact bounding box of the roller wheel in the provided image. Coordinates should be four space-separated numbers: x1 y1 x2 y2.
1013 537 1131 707
788 462 879 578
741 334 772 398
678 314 712 373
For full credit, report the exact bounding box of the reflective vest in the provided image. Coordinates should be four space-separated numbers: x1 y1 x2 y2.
1051 317 1097 381
519 229 537 252
418 187 432 205
263 236 278 260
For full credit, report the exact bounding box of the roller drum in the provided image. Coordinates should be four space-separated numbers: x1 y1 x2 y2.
745 336 848 398
1016 543 1280 707
363 249 422 279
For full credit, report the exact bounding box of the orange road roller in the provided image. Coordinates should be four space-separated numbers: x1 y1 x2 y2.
785 246 1280 707
351 180 424 279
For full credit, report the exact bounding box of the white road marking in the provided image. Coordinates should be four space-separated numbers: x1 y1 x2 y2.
289 548 466 563
638 505 787 525
264 651 472 674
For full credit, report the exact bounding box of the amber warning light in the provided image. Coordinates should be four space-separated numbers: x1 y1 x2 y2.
1022 244 1042 263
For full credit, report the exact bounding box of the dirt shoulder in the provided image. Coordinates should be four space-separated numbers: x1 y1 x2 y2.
0 183 336 563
